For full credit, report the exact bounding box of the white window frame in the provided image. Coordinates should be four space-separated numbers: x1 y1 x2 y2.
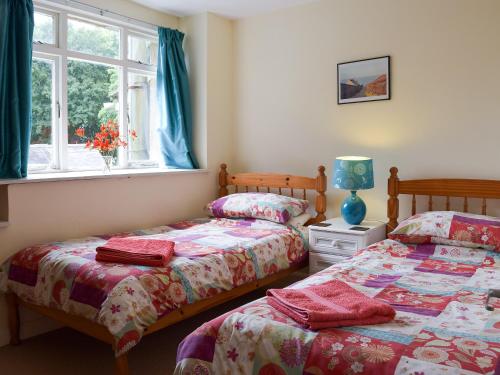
31 2 159 173
31 53 60 170
127 31 159 66
33 7 59 46
126 68 159 167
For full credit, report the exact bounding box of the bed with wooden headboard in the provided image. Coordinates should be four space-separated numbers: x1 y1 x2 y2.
387 166 500 232
174 167 500 375
218 163 327 225
4 163 327 375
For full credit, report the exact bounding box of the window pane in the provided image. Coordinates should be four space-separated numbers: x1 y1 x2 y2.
68 18 119 59
128 35 157 65
67 59 119 170
34 12 55 45
128 72 158 163
30 58 54 171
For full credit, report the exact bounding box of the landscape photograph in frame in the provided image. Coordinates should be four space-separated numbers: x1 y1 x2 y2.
338 56 390 104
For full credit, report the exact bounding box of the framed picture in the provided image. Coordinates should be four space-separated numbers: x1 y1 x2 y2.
337 56 390 104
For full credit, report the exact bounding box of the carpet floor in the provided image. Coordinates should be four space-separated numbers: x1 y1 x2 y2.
0 272 306 375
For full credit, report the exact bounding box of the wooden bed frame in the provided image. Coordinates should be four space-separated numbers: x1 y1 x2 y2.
5 163 327 375
387 166 500 231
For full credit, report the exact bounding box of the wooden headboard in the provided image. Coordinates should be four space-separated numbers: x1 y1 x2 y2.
218 164 327 225
387 166 500 232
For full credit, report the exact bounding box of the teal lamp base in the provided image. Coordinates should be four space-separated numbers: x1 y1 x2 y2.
341 191 366 225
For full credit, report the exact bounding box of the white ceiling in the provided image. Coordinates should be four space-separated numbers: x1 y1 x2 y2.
131 0 320 19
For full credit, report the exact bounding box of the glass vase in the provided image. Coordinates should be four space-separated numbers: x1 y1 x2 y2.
102 155 114 173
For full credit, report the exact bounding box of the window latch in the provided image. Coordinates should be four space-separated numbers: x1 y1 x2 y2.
56 101 61 118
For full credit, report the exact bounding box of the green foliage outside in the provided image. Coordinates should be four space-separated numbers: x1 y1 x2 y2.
31 18 119 144
31 60 52 144
66 61 118 143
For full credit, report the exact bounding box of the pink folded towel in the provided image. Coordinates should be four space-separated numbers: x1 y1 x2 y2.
96 237 175 267
267 279 396 330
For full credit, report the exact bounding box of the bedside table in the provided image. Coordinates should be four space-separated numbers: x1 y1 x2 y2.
308 217 386 274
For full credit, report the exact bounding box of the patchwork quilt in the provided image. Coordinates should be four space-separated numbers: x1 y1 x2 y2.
0 218 308 356
175 240 500 375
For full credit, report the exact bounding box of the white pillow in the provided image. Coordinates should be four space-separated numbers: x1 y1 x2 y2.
287 213 311 227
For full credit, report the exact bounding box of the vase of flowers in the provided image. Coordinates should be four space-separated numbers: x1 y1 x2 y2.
102 155 114 173
74 120 137 173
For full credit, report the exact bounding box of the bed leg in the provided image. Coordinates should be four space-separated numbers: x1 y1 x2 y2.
114 354 129 375
5 292 21 345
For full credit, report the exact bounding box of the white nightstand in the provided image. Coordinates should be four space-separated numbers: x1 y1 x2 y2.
308 217 386 274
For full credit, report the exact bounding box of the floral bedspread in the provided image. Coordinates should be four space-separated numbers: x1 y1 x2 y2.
175 240 500 375
0 218 307 356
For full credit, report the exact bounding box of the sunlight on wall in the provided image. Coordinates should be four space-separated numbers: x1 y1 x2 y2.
233 0 500 220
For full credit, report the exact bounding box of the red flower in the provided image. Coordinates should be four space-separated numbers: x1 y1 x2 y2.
75 127 85 137
83 120 136 154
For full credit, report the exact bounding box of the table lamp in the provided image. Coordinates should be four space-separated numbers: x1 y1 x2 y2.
333 156 374 225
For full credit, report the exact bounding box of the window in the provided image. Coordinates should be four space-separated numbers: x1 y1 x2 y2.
33 11 56 45
67 18 120 59
30 7 158 173
128 34 158 65
30 57 56 171
127 72 159 164
67 60 120 170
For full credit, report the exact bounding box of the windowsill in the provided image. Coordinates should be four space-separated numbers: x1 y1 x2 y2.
0 168 209 185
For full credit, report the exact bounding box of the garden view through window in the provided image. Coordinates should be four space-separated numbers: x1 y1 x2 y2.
30 7 159 173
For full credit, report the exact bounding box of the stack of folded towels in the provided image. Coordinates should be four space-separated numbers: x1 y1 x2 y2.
267 279 395 329
96 237 175 267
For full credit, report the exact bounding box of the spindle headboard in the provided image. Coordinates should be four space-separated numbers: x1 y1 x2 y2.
218 163 327 225
387 167 500 232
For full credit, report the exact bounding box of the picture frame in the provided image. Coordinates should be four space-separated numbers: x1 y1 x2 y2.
337 56 391 104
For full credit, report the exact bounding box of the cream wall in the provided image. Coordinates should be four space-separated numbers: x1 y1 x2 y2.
206 14 234 170
181 13 234 171
0 3 234 346
182 14 209 168
233 0 500 219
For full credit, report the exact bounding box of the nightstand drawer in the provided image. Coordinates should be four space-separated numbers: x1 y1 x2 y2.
309 230 359 255
309 252 349 274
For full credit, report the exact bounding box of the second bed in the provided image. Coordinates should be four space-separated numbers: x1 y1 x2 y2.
175 167 500 375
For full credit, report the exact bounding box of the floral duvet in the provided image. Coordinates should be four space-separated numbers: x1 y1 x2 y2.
175 240 500 375
0 218 308 356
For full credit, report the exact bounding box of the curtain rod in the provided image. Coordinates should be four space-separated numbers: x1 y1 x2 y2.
40 0 163 32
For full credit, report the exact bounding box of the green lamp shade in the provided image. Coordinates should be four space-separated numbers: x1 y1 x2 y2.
333 156 374 191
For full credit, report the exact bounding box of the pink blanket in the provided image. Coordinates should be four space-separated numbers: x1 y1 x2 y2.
96 237 175 267
267 279 395 329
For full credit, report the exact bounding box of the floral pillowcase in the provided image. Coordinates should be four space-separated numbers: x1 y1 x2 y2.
206 193 309 224
388 211 500 251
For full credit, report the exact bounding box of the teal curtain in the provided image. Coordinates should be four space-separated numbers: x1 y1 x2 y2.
0 0 34 178
157 27 198 169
